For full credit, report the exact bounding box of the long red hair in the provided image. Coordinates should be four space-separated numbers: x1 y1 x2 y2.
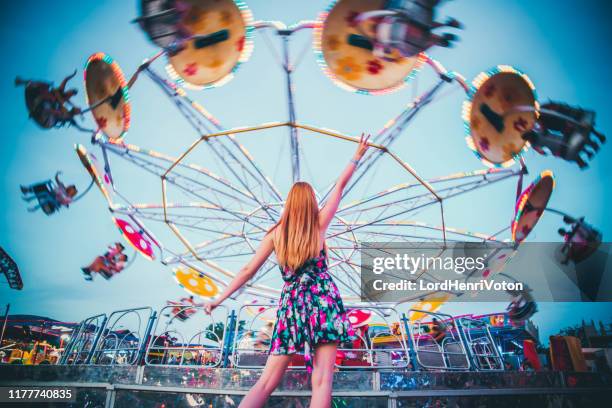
272 182 321 270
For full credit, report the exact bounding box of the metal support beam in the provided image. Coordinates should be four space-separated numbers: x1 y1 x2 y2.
136 311 158 365
0 304 9 350
281 34 301 182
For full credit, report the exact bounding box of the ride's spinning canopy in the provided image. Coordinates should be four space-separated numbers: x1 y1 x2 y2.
16 0 599 314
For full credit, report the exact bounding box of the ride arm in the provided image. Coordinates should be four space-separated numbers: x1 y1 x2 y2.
210 232 275 307
319 133 370 231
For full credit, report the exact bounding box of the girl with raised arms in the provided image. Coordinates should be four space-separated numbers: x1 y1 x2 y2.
205 133 371 408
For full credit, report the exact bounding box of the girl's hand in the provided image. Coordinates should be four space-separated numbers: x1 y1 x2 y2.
353 133 371 161
203 300 220 315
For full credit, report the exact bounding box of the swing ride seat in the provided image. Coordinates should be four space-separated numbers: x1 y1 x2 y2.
23 82 62 129
23 82 82 130
136 0 188 48
29 180 61 215
562 221 603 264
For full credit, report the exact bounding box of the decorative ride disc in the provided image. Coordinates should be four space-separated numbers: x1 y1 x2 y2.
113 216 155 260
84 52 131 141
75 144 114 205
173 266 219 298
314 0 423 94
166 0 254 89
512 170 555 243
463 65 537 167
346 308 372 328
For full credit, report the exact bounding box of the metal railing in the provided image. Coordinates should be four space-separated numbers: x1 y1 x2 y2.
406 309 470 371
60 313 107 365
458 317 504 371
231 304 279 369
91 307 154 366
54 304 507 372
338 305 411 369
144 304 228 367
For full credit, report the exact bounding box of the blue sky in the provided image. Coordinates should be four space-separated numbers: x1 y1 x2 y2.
1 0 611 342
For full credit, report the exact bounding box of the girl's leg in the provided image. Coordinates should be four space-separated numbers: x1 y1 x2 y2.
239 354 291 408
310 343 337 408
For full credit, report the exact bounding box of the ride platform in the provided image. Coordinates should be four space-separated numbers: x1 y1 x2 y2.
1 364 611 407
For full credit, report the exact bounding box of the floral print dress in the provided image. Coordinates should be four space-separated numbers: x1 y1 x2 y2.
268 248 356 373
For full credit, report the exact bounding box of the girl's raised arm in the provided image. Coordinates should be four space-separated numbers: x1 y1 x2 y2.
319 133 371 231
203 231 275 313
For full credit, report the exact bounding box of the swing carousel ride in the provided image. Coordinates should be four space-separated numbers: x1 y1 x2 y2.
16 0 606 317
